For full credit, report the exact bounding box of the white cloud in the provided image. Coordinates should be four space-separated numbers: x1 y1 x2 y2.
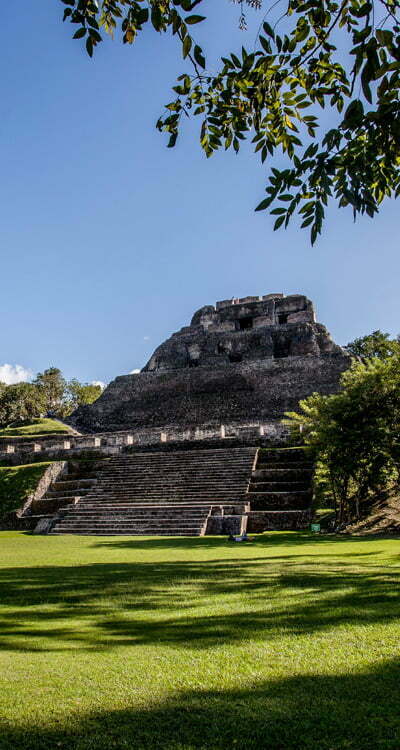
0 364 33 385
130 369 140 374
91 380 106 390
143 336 150 341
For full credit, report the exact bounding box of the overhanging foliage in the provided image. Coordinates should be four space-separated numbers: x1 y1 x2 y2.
61 0 400 242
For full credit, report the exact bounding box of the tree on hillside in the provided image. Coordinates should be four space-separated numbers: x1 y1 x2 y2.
60 0 400 243
0 383 45 426
0 371 104 426
34 367 67 416
66 379 103 410
286 353 400 524
345 330 400 359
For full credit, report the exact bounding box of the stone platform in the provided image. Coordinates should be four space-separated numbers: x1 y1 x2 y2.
18 445 314 536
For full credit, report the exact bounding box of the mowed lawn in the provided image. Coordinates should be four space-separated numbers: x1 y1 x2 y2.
0 532 399 749
0 418 73 437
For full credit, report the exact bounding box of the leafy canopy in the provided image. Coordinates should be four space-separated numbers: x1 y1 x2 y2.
345 329 400 358
61 0 400 243
0 368 104 427
286 352 400 523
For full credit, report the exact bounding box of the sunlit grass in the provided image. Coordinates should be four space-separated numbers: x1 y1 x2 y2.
0 418 72 437
0 463 51 517
0 531 399 749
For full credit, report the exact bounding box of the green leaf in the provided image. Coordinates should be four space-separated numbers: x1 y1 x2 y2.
185 15 206 24
376 29 393 47
274 215 286 230
260 36 271 54
73 27 86 39
183 35 192 58
255 197 273 211
361 64 373 103
86 36 93 57
263 22 275 39
193 44 205 69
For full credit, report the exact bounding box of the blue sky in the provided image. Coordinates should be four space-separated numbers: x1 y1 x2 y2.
1 1 399 386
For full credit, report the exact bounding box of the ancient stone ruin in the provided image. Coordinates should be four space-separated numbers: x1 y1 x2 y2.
2 293 351 536
70 293 350 433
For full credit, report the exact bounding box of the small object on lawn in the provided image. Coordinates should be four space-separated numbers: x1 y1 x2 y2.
228 533 253 543
310 523 321 533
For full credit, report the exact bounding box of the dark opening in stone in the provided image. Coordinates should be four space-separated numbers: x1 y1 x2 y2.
273 339 290 358
229 353 243 363
278 314 288 324
237 317 253 331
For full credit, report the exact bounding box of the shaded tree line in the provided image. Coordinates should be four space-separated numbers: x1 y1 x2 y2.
0 368 103 427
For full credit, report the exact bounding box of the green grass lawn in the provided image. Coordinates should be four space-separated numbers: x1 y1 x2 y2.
0 418 73 437
0 532 399 750
0 463 51 516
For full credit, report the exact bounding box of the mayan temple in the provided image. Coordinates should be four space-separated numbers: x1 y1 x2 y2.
2 293 351 536
70 293 350 434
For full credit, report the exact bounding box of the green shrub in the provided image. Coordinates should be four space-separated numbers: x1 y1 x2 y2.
286 355 400 524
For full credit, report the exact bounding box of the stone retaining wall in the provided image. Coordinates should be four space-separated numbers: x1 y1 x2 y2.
0 421 291 464
247 510 312 532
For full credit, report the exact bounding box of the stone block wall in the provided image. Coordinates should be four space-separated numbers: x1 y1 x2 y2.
247 510 312 532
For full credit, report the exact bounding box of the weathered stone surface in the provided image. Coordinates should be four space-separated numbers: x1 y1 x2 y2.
70 293 350 432
247 510 312 532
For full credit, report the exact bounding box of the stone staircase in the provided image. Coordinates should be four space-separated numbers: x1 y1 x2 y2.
48 447 257 535
246 448 313 531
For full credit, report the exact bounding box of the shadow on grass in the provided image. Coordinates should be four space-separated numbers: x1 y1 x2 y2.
89 531 390 552
0 544 399 652
1 659 400 749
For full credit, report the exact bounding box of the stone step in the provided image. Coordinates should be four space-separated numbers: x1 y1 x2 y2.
90 488 247 496
84 499 245 506
259 449 309 460
53 524 206 532
96 479 248 488
99 468 250 476
51 530 203 536
100 463 252 471
107 448 255 459
45 488 93 498
53 479 96 489
64 510 210 518
97 470 250 479
104 456 254 466
256 461 313 470
41 495 81 504
249 493 311 510
253 468 313 479
65 474 101 481
249 481 310 491
96 478 247 485
73 501 235 507
57 517 207 531
249 490 311 498
86 489 247 496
